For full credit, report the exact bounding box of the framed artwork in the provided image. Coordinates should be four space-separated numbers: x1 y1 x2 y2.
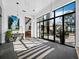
8 15 19 30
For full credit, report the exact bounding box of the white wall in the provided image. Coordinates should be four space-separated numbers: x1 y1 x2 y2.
1 0 33 43
0 0 8 43
76 0 79 47
0 0 2 43
31 16 37 38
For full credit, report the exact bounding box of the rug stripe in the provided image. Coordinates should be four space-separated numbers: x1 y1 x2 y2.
18 45 48 59
27 46 50 59
36 48 55 59
17 43 44 56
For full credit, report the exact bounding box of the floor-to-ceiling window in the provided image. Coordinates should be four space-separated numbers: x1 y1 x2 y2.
54 2 76 46
37 2 76 47
49 12 54 40
55 17 63 43
63 2 76 46
40 22 43 38
43 14 49 39
49 19 54 40
44 21 49 39
37 16 44 39
64 13 75 46
55 7 63 43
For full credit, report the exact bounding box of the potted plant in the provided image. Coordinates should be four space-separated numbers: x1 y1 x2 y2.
5 30 13 43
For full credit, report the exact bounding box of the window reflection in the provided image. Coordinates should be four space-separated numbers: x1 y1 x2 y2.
55 17 62 43
49 19 54 40
40 22 43 38
39 16 44 21
64 2 75 14
44 15 47 20
64 13 75 46
50 12 54 18
55 8 63 16
44 21 48 39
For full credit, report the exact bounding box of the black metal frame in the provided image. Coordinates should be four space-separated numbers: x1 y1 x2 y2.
37 1 76 48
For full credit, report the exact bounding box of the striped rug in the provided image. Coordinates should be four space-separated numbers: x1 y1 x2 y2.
16 43 55 59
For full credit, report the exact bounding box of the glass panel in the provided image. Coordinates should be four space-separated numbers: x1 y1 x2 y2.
44 13 51 20
40 22 43 38
64 13 75 46
39 16 44 21
44 21 48 39
37 18 39 22
46 13 50 19
64 2 75 14
55 17 62 43
55 8 63 16
49 19 54 40
44 15 47 20
50 12 54 18
37 23 39 37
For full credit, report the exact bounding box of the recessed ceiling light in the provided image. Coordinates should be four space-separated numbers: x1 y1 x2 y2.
33 9 35 12
22 10 26 12
16 2 19 4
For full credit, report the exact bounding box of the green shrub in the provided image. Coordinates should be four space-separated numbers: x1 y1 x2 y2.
6 31 12 39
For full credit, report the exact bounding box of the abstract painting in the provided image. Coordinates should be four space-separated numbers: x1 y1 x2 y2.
8 15 19 30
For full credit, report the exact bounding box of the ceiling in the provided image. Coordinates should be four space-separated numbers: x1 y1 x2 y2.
5 0 54 16
24 0 54 15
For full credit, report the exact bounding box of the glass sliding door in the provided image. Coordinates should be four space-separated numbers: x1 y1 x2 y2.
39 22 43 38
55 17 63 43
49 19 54 40
44 21 49 39
64 13 75 46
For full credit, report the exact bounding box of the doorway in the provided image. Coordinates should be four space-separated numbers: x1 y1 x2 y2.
64 13 76 47
55 17 63 43
25 17 31 38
